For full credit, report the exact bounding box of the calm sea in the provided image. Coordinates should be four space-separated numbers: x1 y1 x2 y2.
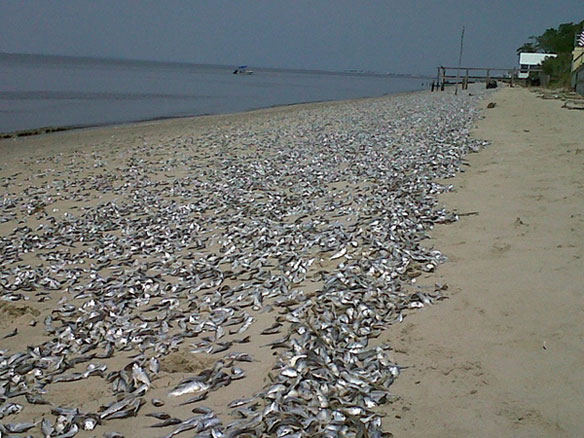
0 53 425 133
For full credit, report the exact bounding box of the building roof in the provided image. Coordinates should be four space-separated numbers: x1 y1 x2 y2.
518 52 557 66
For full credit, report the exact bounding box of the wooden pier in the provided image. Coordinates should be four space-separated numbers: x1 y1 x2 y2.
433 66 517 91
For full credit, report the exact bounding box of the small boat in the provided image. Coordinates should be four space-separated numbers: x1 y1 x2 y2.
233 65 254 75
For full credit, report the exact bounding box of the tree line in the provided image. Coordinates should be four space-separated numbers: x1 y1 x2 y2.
517 20 583 87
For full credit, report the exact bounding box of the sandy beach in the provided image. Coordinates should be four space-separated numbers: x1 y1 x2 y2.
385 87 584 437
0 86 582 438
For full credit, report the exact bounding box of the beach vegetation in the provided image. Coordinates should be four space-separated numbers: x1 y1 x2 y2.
541 53 573 87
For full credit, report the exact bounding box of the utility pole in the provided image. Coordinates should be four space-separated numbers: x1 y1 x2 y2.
455 26 465 96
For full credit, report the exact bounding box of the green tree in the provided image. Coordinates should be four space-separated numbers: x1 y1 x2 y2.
517 20 584 88
536 21 583 53
516 41 537 55
517 20 583 54
542 53 573 87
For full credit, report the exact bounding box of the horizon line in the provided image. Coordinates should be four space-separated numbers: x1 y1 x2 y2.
0 50 432 78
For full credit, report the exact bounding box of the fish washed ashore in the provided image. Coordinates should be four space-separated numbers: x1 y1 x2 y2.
0 88 490 437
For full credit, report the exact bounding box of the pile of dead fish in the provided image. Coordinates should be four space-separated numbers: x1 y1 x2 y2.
0 88 490 437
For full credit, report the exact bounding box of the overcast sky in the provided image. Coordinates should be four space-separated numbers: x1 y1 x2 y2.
1 1 582 74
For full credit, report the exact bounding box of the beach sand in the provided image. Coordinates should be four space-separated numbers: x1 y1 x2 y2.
1 98 377 437
384 87 584 437
1 87 582 437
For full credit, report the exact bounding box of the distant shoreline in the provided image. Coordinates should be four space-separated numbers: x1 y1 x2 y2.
0 51 433 80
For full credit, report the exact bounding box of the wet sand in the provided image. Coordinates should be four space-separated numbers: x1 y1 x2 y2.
385 87 584 437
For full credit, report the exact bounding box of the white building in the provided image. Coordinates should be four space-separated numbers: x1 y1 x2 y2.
518 53 557 79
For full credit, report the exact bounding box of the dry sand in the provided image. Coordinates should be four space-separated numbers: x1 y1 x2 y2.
384 87 584 437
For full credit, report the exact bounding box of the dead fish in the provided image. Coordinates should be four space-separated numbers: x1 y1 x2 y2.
227 397 255 408
105 408 136 420
51 372 84 383
151 398 165 407
5 421 38 433
81 417 98 431
191 406 213 414
0 402 23 418
83 363 107 378
262 334 290 348
145 412 171 420
160 413 218 438
99 397 133 420
260 322 282 335
149 417 183 428
107 398 146 420
177 391 209 406
149 357 160 374
51 407 79 417
169 379 209 397
230 367 245 380
329 247 347 260
132 364 151 387
224 352 253 362
54 423 79 438
229 316 254 335
211 342 232 354
25 393 50 405
41 418 54 437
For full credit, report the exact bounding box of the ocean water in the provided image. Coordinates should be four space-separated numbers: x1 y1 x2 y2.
0 53 425 133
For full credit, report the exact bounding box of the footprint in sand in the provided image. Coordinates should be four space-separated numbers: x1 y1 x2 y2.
513 216 530 236
492 241 511 253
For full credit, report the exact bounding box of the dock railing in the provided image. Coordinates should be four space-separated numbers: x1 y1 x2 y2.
433 66 516 91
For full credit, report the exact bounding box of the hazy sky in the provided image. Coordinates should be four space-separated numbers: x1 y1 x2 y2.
1 1 582 74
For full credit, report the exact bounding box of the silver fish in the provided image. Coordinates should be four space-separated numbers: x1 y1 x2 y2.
169 379 210 397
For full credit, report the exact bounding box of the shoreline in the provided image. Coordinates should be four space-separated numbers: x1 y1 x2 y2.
0 88 427 142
